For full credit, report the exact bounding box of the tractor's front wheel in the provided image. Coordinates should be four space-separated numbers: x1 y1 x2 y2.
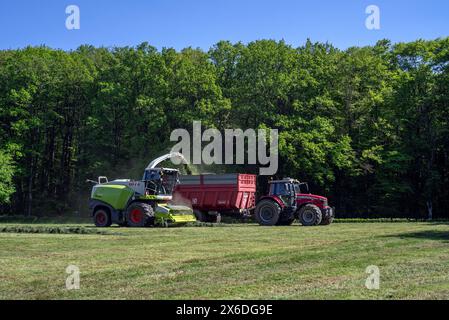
93 208 112 227
255 200 281 226
126 203 155 227
320 208 335 225
298 204 322 226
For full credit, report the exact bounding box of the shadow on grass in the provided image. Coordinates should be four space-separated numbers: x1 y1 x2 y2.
386 230 449 242
84 222 230 229
0 225 122 235
0 215 91 225
424 221 449 226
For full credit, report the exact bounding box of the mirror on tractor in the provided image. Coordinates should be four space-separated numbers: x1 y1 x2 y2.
296 182 310 194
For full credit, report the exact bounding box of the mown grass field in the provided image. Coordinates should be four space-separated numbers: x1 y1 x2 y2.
0 221 449 300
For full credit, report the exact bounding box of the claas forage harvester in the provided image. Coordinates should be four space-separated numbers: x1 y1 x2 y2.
88 153 196 227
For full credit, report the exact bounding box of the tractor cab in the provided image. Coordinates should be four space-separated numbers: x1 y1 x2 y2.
268 178 298 212
268 178 298 208
143 168 180 196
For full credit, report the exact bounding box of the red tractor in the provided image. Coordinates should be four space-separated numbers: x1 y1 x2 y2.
255 178 334 226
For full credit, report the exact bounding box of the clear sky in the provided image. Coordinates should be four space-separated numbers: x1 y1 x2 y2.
0 0 448 51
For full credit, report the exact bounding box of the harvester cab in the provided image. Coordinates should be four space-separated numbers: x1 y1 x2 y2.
143 168 180 196
89 153 197 228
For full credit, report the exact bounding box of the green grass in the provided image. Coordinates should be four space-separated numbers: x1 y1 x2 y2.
0 221 449 300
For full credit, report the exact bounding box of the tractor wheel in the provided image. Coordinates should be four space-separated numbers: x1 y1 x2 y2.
255 200 281 226
298 204 322 226
320 208 335 226
126 203 155 227
194 210 217 223
277 218 295 226
93 208 112 227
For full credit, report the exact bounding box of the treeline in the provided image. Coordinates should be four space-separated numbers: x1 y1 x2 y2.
0 38 448 218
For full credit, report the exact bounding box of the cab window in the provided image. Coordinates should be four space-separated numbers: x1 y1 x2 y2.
270 183 289 196
294 184 300 193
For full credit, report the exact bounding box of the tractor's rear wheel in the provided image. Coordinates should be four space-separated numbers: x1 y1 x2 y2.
298 204 322 226
255 200 281 226
126 203 155 227
94 208 112 227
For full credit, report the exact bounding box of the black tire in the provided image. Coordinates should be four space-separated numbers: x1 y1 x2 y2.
320 208 335 226
93 208 112 227
193 210 206 222
255 199 281 226
194 210 217 223
207 214 218 223
126 202 155 227
277 218 295 226
298 204 322 226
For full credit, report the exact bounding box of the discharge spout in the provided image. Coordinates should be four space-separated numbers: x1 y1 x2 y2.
146 152 188 170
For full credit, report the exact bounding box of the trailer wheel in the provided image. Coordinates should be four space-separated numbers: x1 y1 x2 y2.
126 203 155 227
194 210 206 222
94 208 112 227
206 214 218 223
255 200 281 226
298 204 322 226
194 210 217 223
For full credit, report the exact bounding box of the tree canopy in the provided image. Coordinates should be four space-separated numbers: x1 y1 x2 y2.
0 38 448 218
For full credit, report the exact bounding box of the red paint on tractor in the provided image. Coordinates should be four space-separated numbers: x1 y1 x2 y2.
258 195 285 208
296 193 328 210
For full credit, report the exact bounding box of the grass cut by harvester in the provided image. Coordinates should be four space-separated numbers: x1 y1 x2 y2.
0 222 449 300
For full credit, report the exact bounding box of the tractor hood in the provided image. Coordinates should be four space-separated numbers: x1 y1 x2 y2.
296 193 328 202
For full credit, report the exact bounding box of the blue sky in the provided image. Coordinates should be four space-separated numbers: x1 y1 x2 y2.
0 0 448 51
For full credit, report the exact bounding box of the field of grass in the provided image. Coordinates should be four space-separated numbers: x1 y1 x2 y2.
0 221 449 300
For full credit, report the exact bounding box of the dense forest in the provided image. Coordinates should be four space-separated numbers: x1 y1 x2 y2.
0 38 448 218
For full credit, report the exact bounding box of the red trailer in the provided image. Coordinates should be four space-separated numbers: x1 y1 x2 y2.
173 174 257 222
